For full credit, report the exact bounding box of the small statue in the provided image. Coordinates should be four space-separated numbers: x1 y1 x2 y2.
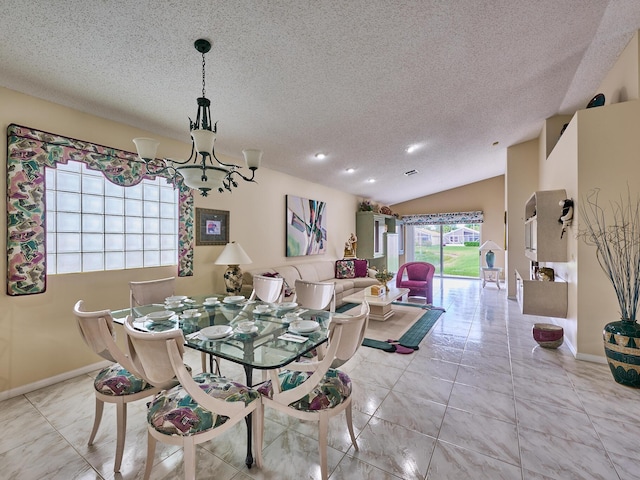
344 233 357 258
558 199 574 239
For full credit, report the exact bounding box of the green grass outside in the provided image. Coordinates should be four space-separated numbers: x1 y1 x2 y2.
413 245 480 278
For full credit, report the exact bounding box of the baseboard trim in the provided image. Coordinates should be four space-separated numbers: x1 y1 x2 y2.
0 360 110 402
576 352 608 364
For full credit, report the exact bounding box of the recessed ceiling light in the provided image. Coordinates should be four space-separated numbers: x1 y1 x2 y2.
346 168 355 173
367 178 376 183
406 145 419 154
315 153 327 160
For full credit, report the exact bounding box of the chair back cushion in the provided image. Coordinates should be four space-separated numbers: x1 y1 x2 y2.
406 263 431 280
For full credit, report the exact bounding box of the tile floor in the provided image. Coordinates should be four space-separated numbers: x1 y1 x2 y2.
1 278 639 479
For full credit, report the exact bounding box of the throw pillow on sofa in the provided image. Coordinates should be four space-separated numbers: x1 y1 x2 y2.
353 259 369 277
335 260 356 279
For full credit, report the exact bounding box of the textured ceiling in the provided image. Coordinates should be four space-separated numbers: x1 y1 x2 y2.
2 1 640 205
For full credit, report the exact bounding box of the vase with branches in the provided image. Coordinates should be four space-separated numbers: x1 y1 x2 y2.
579 187 640 387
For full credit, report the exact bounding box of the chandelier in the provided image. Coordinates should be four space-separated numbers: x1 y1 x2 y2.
133 39 262 196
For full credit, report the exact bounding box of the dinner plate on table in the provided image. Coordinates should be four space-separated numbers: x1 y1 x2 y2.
289 319 320 335
203 300 220 306
200 325 233 339
165 295 188 303
223 295 245 304
275 302 298 312
146 310 176 322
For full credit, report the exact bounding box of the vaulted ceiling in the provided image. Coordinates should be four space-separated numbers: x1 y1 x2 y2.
2 1 640 205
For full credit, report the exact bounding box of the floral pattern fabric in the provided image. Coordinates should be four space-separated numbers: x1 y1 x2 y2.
402 210 484 226
257 368 352 412
6 124 194 296
94 363 154 396
335 260 356 279
147 372 259 436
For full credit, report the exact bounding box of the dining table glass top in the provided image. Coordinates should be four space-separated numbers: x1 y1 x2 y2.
110 294 333 371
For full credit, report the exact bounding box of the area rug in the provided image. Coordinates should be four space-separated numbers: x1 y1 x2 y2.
336 302 445 353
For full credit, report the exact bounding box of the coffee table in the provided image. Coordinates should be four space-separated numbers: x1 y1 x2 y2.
342 287 410 321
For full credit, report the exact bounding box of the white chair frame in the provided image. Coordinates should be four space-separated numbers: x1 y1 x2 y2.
261 302 369 480
124 316 263 480
73 300 163 473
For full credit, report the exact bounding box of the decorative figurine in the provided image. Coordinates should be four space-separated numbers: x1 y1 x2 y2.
559 199 574 239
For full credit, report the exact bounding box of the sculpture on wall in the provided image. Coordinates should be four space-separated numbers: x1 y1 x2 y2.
558 199 574 239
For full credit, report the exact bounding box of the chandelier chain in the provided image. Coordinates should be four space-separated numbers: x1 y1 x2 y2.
201 52 206 98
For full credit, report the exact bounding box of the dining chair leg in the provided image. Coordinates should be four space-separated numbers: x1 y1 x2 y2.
183 438 197 480
318 414 329 480
345 401 358 450
252 402 264 468
200 352 207 373
88 397 104 445
114 400 127 472
144 431 156 480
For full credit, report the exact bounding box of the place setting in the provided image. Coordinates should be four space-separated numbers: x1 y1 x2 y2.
133 310 178 331
187 325 233 342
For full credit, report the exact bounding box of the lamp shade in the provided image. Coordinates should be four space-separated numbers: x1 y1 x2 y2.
242 149 263 169
175 165 228 191
479 240 502 251
191 129 216 155
133 137 160 161
215 242 252 265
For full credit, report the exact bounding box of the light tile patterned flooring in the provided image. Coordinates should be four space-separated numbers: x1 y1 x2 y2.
2 278 639 479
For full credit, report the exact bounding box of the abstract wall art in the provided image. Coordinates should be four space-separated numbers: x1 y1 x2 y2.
286 195 327 256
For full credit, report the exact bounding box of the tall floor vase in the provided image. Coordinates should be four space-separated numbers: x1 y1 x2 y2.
603 320 640 387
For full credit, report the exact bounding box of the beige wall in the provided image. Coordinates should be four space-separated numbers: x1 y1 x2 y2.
505 139 538 298
0 87 359 396
391 175 506 273
505 31 640 360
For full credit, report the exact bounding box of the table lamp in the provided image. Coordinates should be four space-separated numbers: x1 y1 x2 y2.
214 242 253 295
479 240 502 268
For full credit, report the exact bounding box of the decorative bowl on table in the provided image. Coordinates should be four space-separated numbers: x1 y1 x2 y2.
532 323 564 348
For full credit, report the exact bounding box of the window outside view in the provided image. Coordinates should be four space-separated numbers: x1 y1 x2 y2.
412 224 481 278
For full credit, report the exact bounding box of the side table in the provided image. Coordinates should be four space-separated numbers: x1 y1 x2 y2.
481 267 502 289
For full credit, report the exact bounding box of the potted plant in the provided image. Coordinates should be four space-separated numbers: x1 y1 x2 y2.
579 188 640 387
374 269 395 291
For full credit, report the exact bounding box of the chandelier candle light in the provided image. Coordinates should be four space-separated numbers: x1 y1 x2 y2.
133 39 262 196
215 242 253 295
479 240 502 268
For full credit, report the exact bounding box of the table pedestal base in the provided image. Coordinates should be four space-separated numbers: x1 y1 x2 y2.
370 303 395 321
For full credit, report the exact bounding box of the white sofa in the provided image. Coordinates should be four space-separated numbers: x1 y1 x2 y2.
241 260 378 307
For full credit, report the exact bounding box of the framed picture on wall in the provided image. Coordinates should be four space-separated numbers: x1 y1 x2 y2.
196 208 229 246
286 194 327 256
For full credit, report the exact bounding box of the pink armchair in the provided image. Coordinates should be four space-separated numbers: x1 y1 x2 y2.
396 262 435 304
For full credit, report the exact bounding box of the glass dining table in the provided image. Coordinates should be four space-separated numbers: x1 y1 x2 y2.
110 294 332 468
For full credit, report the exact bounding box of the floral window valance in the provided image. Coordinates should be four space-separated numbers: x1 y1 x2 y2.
6 124 194 296
401 210 484 226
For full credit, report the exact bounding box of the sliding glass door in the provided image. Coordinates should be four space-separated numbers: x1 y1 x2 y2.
407 223 481 278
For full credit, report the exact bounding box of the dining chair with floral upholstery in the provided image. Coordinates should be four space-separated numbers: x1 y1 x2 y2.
249 274 284 303
73 300 164 473
293 279 336 312
123 316 263 480
129 276 176 315
257 301 369 480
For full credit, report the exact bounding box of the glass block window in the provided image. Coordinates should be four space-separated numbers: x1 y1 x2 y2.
45 161 178 274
